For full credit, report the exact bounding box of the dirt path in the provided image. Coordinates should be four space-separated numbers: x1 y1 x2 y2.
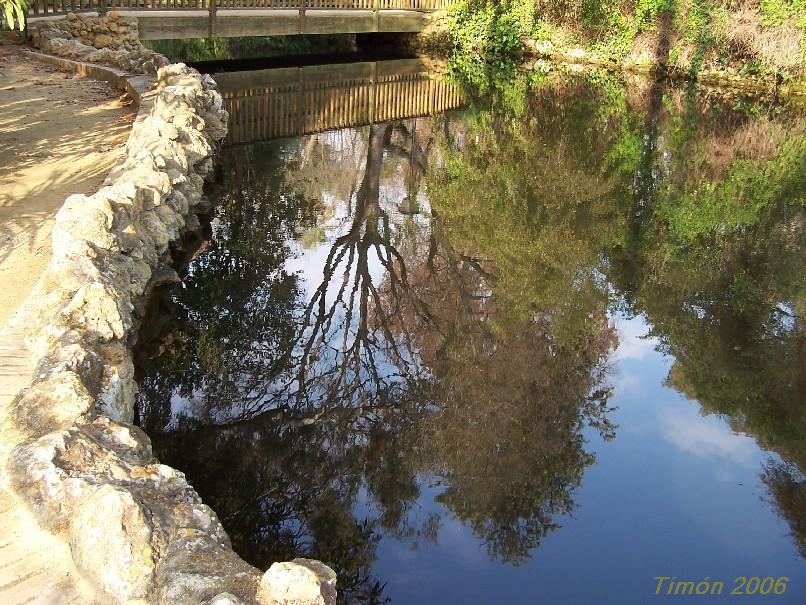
0 321 103 605
0 46 135 327
0 45 136 604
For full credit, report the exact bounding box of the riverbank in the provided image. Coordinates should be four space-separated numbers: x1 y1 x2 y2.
435 2 805 96
518 36 806 97
0 47 135 328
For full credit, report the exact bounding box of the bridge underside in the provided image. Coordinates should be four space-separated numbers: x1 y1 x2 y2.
117 9 426 40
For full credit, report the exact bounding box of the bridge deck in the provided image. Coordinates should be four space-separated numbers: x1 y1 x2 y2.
27 0 450 38
133 8 428 38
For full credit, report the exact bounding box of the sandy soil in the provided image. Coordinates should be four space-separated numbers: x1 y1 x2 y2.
0 46 135 327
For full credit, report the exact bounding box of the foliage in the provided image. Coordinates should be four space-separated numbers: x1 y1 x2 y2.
445 0 527 88
1 0 27 31
445 0 806 79
650 95 806 248
602 86 806 470
435 71 806 558
430 68 806 479
661 136 805 245
760 0 806 28
763 462 806 557
426 74 634 338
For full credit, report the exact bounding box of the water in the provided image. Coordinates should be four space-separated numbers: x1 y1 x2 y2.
135 59 806 604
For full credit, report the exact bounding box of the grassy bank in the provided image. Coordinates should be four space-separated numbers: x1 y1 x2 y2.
446 0 805 89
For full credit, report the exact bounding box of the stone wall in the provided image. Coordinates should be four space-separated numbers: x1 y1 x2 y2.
4 23 337 605
28 12 170 74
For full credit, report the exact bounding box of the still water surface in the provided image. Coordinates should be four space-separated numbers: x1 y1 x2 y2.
135 59 806 604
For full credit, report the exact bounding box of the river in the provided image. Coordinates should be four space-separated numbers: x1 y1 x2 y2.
134 57 806 604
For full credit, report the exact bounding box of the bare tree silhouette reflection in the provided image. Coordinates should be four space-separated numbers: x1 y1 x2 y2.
136 109 617 602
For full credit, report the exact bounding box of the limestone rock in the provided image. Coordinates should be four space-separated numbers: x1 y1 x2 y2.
8 434 72 531
28 14 163 77
154 531 259 605
139 210 171 252
46 37 95 59
32 331 104 386
8 371 95 438
68 484 155 600
60 281 132 342
258 559 338 605
52 193 119 255
93 33 113 48
83 416 154 465
96 339 137 423
85 47 131 69
202 594 246 605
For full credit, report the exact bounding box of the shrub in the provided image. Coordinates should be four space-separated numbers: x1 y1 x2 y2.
445 0 806 78
721 2 805 73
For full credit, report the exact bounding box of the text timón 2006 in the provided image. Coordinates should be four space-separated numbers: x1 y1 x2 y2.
654 576 790 596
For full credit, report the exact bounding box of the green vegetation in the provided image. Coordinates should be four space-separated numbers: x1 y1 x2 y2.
445 0 535 87
633 102 806 467
425 66 806 470
445 0 806 81
760 0 806 27
427 74 633 338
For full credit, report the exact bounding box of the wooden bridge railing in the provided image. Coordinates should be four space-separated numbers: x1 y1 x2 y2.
218 60 464 145
28 0 453 17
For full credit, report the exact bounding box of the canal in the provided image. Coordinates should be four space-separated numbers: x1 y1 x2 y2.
134 56 806 603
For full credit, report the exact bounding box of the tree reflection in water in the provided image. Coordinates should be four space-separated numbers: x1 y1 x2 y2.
136 69 806 603
136 109 617 603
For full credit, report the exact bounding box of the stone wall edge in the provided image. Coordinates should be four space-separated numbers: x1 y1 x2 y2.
4 17 337 605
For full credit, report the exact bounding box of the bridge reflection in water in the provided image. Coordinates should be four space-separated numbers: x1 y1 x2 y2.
214 59 464 144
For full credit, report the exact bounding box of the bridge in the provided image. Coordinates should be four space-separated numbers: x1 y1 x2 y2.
27 0 451 39
215 58 464 144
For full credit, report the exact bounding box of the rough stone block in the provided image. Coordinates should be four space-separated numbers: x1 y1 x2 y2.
68 484 156 600
258 559 337 605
